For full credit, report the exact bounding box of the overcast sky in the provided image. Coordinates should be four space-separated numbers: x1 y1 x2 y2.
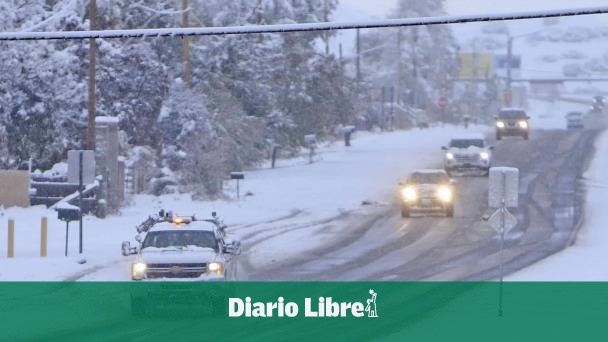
337 0 608 18
332 0 608 55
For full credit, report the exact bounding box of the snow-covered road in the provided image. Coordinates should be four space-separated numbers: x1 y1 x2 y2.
0 125 486 281
0 97 602 282
510 129 608 280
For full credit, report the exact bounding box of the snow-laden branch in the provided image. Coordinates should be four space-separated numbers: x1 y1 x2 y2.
129 3 188 16
1 6 608 41
19 0 81 32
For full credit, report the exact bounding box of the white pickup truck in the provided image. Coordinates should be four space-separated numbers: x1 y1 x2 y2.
442 134 493 176
121 211 241 315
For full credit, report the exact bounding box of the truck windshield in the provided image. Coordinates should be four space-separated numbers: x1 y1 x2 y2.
142 230 218 251
410 173 449 184
449 139 484 148
499 110 527 119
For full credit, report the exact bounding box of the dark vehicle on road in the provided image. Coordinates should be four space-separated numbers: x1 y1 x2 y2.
566 111 584 129
399 169 455 218
591 96 605 114
495 108 530 140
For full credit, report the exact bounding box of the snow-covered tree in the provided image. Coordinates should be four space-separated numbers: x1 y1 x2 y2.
359 0 458 111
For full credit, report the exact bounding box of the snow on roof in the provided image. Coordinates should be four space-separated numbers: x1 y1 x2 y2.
95 116 119 124
450 133 485 140
499 107 526 112
149 221 215 232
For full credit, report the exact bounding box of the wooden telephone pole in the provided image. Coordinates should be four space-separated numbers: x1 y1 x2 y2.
86 0 97 150
182 0 192 88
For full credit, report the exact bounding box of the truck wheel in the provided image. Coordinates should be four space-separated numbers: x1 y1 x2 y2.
401 205 411 218
496 132 502 141
523 133 529 140
483 167 490 176
131 296 147 317
446 205 454 217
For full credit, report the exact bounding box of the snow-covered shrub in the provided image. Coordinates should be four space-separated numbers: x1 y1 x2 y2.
562 49 586 60
541 55 559 63
127 146 158 194
563 63 587 77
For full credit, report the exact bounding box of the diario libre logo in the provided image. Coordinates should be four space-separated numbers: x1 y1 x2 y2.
229 289 378 318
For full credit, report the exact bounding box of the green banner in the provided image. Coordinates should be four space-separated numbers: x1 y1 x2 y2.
1 282 608 341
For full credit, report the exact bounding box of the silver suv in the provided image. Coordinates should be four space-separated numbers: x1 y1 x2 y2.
442 134 493 176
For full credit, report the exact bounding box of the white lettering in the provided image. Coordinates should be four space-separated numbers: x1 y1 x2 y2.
305 298 317 317
285 302 298 317
252 302 265 317
229 298 244 317
266 302 277 317
326 297 340 317
278 297 285 317
228 296 369 318
351 302 364 317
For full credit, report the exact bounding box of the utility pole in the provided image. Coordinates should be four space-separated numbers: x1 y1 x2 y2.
86 0 97 150
411 27 419 108
506 36 514 106
396 28 403 105
182 0 192 88
356 28 361 82
324 0 330 55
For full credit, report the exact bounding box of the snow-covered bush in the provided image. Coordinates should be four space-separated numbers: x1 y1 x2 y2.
563 63 587 77
562 49 586 60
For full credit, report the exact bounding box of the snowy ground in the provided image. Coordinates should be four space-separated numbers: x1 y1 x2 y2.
510 129 608 280
527 97 592 130
0 125 490 281
0 96 597 281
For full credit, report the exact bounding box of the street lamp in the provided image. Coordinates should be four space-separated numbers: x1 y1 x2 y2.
505 28 549 106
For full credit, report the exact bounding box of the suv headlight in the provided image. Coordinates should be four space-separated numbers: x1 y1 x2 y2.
496 121 505 128
436 186 453 202
208 262 224 276
445 152 454 160
479 152 489 160
131 262 147 280
401 186 417 202
518 120 528 129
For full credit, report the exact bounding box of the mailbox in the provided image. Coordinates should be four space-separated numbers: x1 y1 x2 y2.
304 134 317 145
230 172 245 180
340 126 356 134
57 207 81 222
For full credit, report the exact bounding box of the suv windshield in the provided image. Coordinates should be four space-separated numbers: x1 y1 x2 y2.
142 230 218 251
498 110 527 119
449 139 484 148
410 172 449 184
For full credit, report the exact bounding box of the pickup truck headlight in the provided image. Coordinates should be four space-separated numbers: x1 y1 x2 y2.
401 186 417 202
518 120 528 129
131 262 147 280
436 186 453 203
479 152 489 160
208 262 224 276
445 152 454 160
496 121 505 128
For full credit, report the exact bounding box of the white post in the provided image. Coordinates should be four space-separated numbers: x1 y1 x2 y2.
498 171 506 317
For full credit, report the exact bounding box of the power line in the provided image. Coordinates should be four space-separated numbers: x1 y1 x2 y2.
1 6 608 41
